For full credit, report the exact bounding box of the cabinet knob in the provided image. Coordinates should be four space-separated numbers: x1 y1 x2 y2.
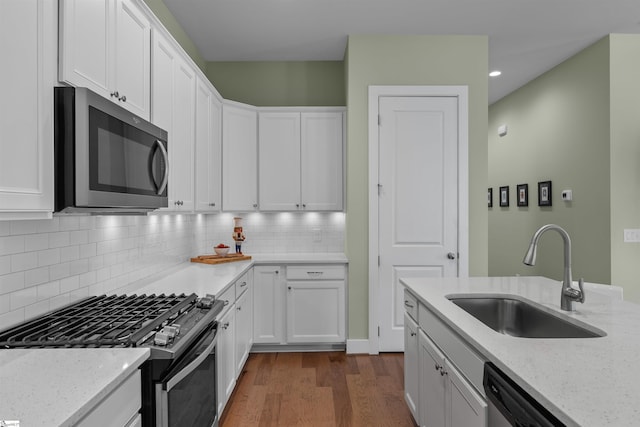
288 286 292 290
119 95 127 102
110 91 119 98
275 270 279 274
253 203 258 208
410 332 416 337
237 306 242 311
296 204 300 208
302 204 306 208
222 322 230 329
209 203 216 207
223 300 229 306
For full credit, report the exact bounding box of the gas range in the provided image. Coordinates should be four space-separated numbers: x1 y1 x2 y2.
0 293 224 360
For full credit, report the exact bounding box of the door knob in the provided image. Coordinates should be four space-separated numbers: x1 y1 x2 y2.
447 252 456 260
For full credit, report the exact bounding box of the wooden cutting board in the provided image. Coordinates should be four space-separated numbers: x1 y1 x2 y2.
190 253 252 265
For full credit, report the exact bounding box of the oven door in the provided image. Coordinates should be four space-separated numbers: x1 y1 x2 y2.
156 321 218 427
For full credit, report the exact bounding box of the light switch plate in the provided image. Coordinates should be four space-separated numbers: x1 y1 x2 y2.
624 229 640 242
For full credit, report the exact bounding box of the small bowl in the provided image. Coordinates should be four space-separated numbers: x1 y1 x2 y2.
214 246 230 256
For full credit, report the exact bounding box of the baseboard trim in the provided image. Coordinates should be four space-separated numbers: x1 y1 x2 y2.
346 339 370 354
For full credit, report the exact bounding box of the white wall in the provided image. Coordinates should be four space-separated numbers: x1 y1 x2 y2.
0 212 344 329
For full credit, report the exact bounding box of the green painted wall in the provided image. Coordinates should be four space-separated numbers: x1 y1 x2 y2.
610 34 640 302
143 0 207 71
346 35 489 339
488 38 611 285
205 61 345 106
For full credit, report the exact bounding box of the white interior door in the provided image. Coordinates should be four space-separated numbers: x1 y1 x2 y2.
378 96 459 351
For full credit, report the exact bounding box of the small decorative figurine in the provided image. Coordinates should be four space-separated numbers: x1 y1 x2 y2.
232 217 246 254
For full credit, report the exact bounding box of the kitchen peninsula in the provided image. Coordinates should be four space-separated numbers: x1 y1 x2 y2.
402 276 638 426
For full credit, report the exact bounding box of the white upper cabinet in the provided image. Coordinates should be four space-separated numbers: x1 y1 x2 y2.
222 103 258 212
59 0 151 120
194 77 222 212
0 0 56 220
258 112 301 211
258 110 344 212
151 30 195 212
300 112 344 211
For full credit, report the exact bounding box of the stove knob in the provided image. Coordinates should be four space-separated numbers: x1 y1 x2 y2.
163 326 178 339
153 331 170 346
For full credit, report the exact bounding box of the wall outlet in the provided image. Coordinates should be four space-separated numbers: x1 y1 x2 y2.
313 228 322 242
623 229 640 243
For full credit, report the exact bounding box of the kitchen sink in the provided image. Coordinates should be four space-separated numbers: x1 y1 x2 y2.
447 295 606 338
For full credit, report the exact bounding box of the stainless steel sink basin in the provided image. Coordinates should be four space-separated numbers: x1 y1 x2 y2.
447 295 606 338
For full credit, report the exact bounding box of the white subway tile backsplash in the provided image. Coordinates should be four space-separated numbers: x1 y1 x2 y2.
0 235 25 256
25 267 49 287
11 253 38 272
0 212 344 329
37 248 60 267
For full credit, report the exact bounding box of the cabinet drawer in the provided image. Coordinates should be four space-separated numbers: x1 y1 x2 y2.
235 272 250 296
286 265 345 280
404 290 418 321
217 284 236 317
418 303 486 397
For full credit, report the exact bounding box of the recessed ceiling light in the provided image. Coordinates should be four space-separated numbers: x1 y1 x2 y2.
489 70 502 77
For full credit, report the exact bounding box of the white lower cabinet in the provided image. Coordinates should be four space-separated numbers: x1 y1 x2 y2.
217 298 236 416
76 370 141 427
404 289 487 427
404 312 420 422
253 264 346 346
217 270 253 417
253 266 285 344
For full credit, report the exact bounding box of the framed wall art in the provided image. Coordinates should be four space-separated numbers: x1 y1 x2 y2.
499 186 509 207
538 181 552 206
517 183 528 207
488 188 493 208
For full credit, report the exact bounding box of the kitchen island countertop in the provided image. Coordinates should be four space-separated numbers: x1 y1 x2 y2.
0 348 149 426
401 276 638 427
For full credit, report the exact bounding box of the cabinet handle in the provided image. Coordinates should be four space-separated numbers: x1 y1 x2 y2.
237 306 242 311
209 202 216 207
110 91 119 98
410 332 416 337
223 300 229 306
404 300 414 308
222 322 230 329
119 95 127 102
435 363 441 371
306 271 323 277
240 281 247 287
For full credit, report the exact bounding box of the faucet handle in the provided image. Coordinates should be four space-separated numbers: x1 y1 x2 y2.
578 278 585 303
564 278 586 304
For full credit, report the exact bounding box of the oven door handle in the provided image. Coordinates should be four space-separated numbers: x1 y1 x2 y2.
164 323 217 392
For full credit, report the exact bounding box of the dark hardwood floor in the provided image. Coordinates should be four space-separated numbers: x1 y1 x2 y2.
220 352 417 427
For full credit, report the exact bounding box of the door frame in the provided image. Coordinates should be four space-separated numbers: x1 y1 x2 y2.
368 85 469 354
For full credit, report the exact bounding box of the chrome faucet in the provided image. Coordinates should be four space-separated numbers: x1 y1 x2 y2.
523 224 585 311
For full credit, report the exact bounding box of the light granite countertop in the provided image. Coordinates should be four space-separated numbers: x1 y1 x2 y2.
401 276 639 427
126 252 348 298
0 348 149 426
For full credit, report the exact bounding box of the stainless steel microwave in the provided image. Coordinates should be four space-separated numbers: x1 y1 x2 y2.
54 87 168 214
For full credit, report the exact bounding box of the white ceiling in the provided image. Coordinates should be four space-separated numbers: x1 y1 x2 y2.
162 0 640 104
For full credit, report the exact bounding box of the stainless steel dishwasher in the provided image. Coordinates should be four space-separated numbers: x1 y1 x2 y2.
483 362 565 427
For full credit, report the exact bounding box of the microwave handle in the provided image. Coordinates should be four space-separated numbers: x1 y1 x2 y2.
165 324 217 392
153 140 169 195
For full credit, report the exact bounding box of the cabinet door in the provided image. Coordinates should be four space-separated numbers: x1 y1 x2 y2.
253 266 284 344
217 306 236 415
194 77 222 212
113 0 150 119
258 112 301 211
286 280 345 343
168 58 196 211
150 30 174 135
235 282 253 377
446 360 487 427
222 104 258 211
300 112 344 211
404 312 419 423
419 330 446 427
0 0 55 219
59 0 112 97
